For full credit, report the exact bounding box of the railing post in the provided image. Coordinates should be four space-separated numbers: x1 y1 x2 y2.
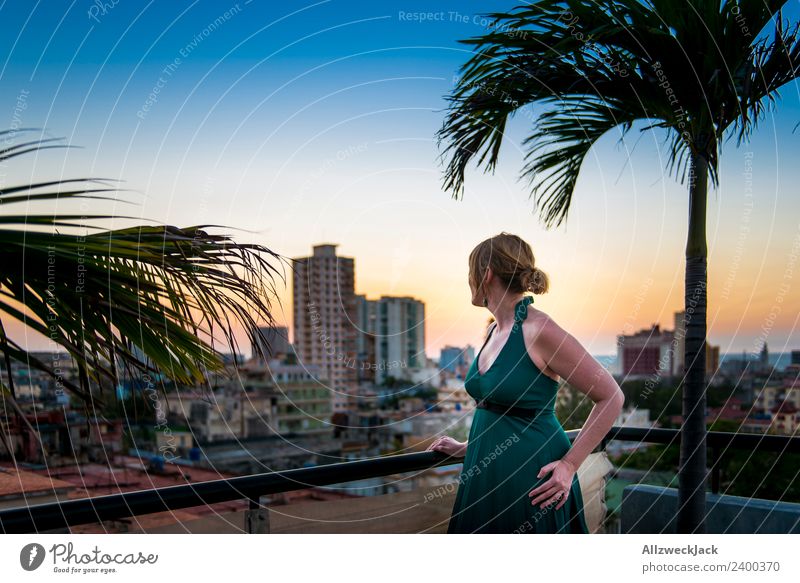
245 496 270 534
710 446 720 495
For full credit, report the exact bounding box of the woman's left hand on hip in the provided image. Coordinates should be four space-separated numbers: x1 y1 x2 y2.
528 458 577 510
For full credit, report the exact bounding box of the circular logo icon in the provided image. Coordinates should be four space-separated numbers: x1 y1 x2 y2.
20 543 46 571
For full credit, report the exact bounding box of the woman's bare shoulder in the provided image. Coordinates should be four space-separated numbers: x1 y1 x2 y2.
523 304 564 336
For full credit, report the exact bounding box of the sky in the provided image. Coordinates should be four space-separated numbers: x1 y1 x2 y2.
1 0 799 360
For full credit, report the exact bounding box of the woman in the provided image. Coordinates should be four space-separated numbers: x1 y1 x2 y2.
428 232 624 533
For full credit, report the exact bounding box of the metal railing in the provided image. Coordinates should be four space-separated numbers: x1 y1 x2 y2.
1 426 798 534
601 426 800 494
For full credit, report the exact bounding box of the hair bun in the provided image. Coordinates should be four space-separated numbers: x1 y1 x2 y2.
468 232 549 296
528 266 549 295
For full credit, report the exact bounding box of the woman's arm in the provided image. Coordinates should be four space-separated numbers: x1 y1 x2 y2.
524 312 623 510
525 313 624 471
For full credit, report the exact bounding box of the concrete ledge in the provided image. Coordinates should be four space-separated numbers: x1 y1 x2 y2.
621 484 800 533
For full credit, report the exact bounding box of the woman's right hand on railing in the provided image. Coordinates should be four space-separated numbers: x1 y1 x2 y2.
427 436 467 457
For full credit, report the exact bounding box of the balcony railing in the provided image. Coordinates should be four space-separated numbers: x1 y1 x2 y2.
1 426 798 534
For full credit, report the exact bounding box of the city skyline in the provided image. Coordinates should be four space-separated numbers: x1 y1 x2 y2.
2 1 800 544
1 1 799 359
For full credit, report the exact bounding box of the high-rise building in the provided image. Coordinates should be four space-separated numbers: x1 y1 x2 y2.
372 295 426 385
354 295 426 385
759 342 771 373
439 345 475 376
617 323 674 379
292 244 358 413
355 294 378 384
624 310 719 380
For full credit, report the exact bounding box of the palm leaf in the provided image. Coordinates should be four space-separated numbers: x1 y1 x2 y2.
0 129 287 420
437 0 800 226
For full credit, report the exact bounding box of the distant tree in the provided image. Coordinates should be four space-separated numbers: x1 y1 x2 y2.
710 418 800 503
556 382 595 430
614 442 680 474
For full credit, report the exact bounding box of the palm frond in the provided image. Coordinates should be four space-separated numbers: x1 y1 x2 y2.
437 0 800 225
519 97 638 227
729 11 800 144
0 129 287 414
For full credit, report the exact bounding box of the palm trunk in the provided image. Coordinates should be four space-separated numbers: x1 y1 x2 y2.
677 150 709 533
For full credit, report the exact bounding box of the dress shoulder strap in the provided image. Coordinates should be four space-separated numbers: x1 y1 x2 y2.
512 295 534 332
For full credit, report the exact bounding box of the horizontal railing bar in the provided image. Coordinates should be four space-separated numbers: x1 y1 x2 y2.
601 426 800 453
0 450 458 534
2 425 797 533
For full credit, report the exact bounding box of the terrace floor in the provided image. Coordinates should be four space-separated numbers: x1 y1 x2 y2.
122 485 457 534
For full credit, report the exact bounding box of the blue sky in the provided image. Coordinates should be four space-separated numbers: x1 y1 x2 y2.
1 0 800 358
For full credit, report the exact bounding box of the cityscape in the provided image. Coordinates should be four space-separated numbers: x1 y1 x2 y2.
1 5 799 574
2 239 798 534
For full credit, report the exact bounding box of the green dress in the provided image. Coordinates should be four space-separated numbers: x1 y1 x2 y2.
447 295 589 534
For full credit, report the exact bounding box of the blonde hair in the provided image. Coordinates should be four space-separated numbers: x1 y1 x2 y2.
468 232 549 296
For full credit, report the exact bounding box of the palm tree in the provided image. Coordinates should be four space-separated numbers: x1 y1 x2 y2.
437 1 799 533
0 129 286 456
